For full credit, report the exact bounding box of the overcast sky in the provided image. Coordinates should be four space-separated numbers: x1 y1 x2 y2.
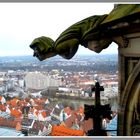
0 3 118 57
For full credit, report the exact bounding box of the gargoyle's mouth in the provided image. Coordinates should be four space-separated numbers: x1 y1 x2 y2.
33 52 43 61
33 52 37 57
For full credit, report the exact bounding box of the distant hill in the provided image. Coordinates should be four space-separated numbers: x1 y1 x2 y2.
0 54 118 63
0 54 118 73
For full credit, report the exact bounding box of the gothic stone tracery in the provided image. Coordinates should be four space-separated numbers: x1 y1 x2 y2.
116 33 140 136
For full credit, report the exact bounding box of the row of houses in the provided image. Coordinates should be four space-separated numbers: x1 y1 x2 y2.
0 94 94 136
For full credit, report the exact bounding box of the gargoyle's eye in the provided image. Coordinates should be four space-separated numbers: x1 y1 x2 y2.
30 42 40 51
34 46 40 52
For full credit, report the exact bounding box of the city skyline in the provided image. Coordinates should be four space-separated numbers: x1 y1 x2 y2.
0 3 117 57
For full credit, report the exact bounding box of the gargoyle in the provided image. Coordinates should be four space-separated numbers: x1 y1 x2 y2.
29 4 140 61
30 14 112 61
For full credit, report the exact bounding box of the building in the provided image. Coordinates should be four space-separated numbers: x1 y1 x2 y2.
28 120 52 136
24 72 61 90
21 118 34 131
50 106 63 121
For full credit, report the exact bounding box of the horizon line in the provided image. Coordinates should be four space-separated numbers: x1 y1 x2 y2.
0 53 118 57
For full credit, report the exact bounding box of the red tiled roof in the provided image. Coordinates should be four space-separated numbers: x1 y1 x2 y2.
19 100 27 106
77 106 84 115
41 111 47 118
34 105 43 110
10 98 20 107
34 110 39 116
51 125 84 136
10 109 22 118
0 104 6 111
64 112 76 128
34 98 45 104
81 118 93 133
0 118 18 128
16 122 22 131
